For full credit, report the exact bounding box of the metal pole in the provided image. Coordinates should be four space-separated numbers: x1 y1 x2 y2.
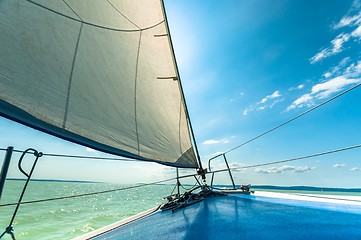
223 154 236 189
176 168 180 197
0 146 14 201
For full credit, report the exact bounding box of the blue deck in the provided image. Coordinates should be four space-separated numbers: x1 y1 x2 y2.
93 195 361 239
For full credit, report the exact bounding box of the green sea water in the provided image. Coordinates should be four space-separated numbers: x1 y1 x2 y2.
1 180 360 239
0 180 174 240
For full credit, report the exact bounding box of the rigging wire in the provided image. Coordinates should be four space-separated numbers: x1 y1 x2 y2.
0 148 136 162
2 143 360 207
210 82 361 159
0 177 183 208
170 182 178 195
212 143 361 174
42 153 137 162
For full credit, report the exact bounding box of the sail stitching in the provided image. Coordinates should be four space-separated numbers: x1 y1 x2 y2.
62 23 83 129
25 0 164 32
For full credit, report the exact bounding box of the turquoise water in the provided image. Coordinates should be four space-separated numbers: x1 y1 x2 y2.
0 180 174 239
1 180 360 239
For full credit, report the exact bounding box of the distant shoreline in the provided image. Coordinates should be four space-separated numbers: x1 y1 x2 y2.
6 178 100 184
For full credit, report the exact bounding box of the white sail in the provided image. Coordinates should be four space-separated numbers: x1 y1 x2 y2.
0 0 198 168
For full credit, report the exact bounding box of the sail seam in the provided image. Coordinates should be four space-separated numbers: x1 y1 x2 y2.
134 31 143 155
62 23 83 129
62 0 83 21
25 0 164 32
107 0 141 30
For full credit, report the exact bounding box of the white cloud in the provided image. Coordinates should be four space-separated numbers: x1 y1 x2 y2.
334 11 361 29
351 25 361 38
345 61 361 75
229 162 245 168
259 91 281 104
229 162 246 172
323 72 332 78
322 57 351 79
244 90 282 115
312 76 360 98
310 34 350 64
331 33 350 52
208 160 245 172
203 138 230 145
287 76 361 111
333 163 346 168
350 167 361 171
289 84 305 91
255 165 314 174
286 93 313 111
311 2 361 64
269 98 284 108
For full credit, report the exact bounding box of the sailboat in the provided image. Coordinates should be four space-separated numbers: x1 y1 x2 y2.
1 0 361 239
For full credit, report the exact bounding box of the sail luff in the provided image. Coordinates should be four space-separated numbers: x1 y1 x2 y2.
160 0 203 169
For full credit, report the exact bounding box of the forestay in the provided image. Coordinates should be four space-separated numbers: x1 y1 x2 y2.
0 0 198 168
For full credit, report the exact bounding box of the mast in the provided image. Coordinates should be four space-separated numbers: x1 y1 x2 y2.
160 0 203 170
0 147 13 202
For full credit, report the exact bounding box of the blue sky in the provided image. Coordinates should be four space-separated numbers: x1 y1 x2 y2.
1 0 361 187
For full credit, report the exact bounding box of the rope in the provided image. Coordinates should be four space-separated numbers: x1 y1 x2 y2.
211 143 361 174
180 176 201 191
211 82 361 158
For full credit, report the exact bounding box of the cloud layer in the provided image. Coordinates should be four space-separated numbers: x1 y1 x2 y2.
310 4 361 64
255 165 314 174
243 91 283 115
333 163 346 168
287 60 361 111
350 167 361 171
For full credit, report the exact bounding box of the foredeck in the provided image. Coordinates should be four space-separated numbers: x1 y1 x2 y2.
78 192 361 240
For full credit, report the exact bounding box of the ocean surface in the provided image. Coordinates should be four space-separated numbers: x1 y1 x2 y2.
0 180 174 239
1 180 361 240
